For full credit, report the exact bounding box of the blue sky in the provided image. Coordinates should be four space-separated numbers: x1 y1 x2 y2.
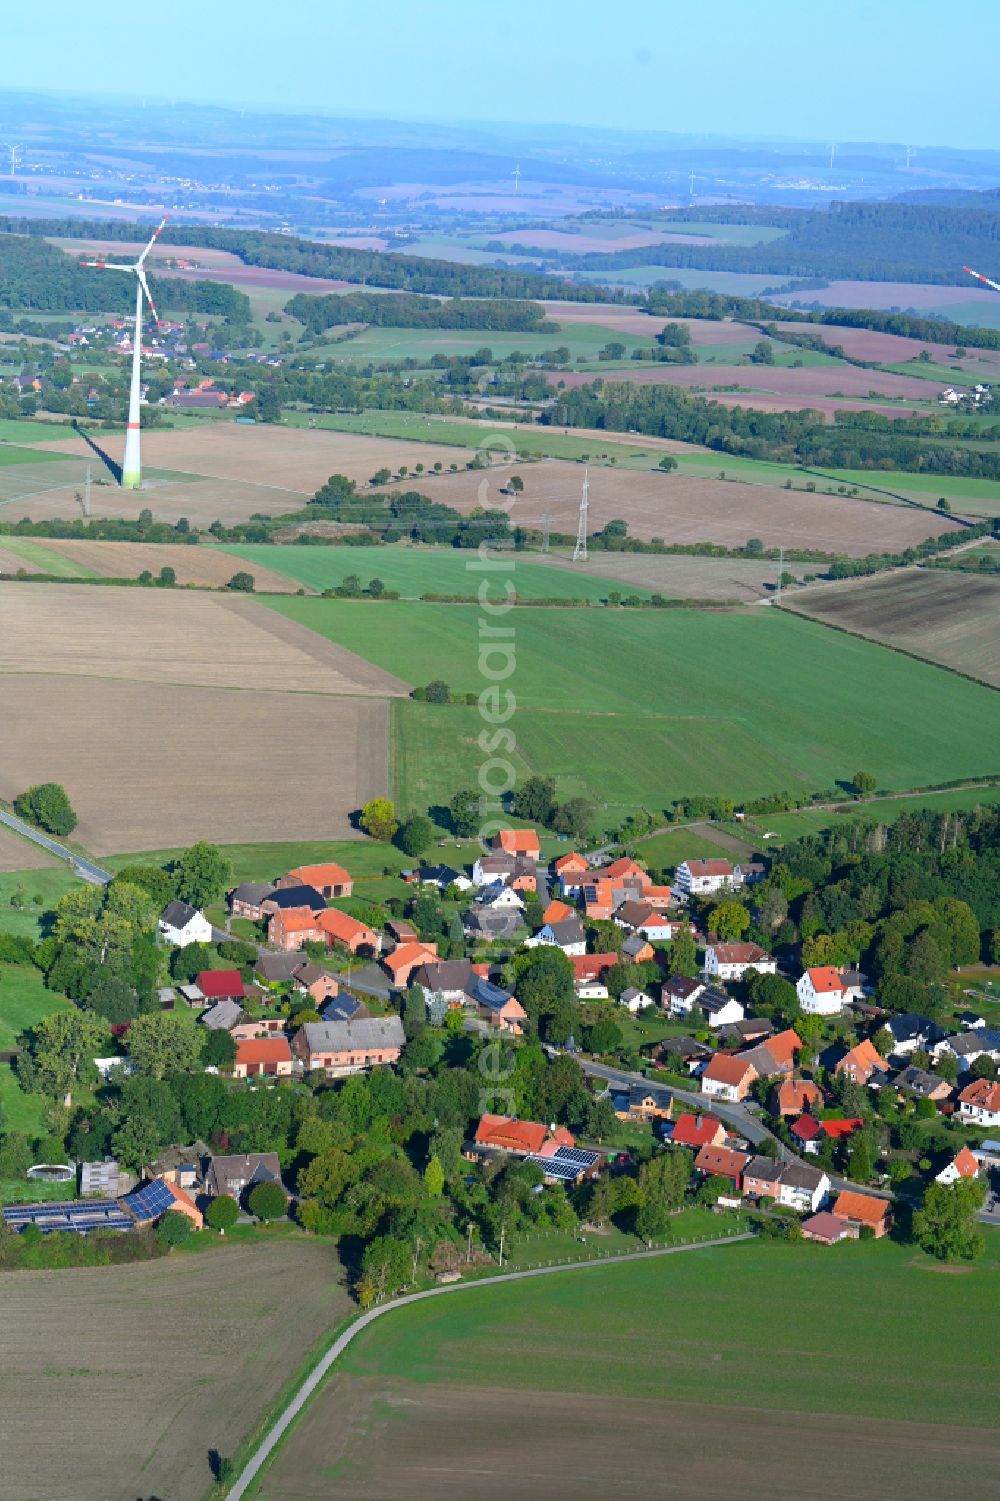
6 0 1000 147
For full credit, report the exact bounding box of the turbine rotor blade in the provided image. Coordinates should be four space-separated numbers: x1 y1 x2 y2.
963 265 1000 294
136 267 161 327
137 212 171 267
80 259 136 271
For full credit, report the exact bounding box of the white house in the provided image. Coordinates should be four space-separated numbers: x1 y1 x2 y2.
619 986 655 1013
700 1053 757 1102
523 917 586 956
704 942 776 983
661 977 706 1016
935 1146 980 1185
796 966 856 1017
957 1078 1000 1127
675 858 736 899
158 900 213 948
613 900 676 942
774 1162 830 1214
699 989 745 1028
475 881 525 911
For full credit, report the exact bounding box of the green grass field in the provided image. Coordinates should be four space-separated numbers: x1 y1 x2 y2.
0 444 68 468
0 867 85 941
313 321 659 365
265 598 1000 817
102 837 413 903
340 1236 999 1427
0 963 72 1053
743 782 1000 844
632 826 754 869
215 543 650 602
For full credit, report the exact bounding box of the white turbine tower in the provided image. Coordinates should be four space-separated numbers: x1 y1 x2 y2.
81 214 169 489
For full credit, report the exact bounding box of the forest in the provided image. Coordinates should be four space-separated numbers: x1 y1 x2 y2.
286 290 553 335
0 232 251 319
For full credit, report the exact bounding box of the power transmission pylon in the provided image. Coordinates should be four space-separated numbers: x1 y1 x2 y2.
572 469 589 562
775 545 784 604
541 510 551 553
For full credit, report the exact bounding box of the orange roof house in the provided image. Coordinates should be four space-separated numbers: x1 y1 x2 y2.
233 1037 293 1079
268 906 324 951
473 1114 575 1156
495 829 541 860
317 907 380 955
694 1143 750 1186
764 1029 804 1071
604 857 649 886
936 1146 980 1185
381 940 438 987
835 1039 889 1085
833 1190 893 1237
774 1078 822 1116
554 852 588 876
542 899 574 925
280 862 353 898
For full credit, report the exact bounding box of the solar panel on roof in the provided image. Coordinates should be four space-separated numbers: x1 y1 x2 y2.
123 1178 175 1221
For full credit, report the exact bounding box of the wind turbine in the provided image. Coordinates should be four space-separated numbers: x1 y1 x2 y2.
963 265 1000 294
80 215 169 490
1 142 23 175
512 162 521 193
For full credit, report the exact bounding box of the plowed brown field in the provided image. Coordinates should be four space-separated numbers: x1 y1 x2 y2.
413 463 954 555
783 568 1000 688
550 363 938 400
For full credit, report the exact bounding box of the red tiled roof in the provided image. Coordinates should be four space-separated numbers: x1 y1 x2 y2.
703 1053 756 1086
695 1143 749 1180
671 1112 725 1149
317 908 375 944
709 942 770 965
833 1190 890 1226
543 899 574 924
235 1037 291 1065
685 859 734 877
569 953 618 982
805 966 847 993
822 1117 863 1140
287 862 351 888
959 1078 1000 1112
474 1114 574 1154
951 1145 980 1178
766 1029 803 1069
497 829 540 855
791 1112 824 1142
197 969 245 1000
554 852 588 874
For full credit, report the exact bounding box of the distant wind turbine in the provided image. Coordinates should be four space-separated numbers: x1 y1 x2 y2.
512 163 521 193
81 215 170 490
1 142 23 175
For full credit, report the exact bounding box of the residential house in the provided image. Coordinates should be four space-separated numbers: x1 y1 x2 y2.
891 1065 953 1103
158 900 213 948
603 856 649 884
277 863 352 899
667 1112 726 1150
232 1037 293 1080
526 1145 602 1186
704 942 776 982
558 866 593 899
145 1144 208 1192
622 933 655 963
472 1114 575 1157
493 828 541 861
462 906 521 943
416 863 472 892
295 1016 406 1076
475 879 526 911
569 953 618 998
524 917 586 956
542 899 575 925
619 986 655 1014
775 1161 830 1214
885 1013 947 1057
661 977 706 1017
321 992 367 1024
833 1190 893 1238
291 962 340 1006
957 1077 1000 1127
694 1143 749 1189
260 884 326 917
318 908 381 955
935 1146 980 1185
698 989 745 1028
801 1211 852 1245
553 851 588 880
200 999 279 1042
653 1036 713 1074
124 1178 204 1230
738 1030 802 1082
675 858 737 899
773 1078 822 1117
700 1053 757 1104
835 1039 890 1086
724 1017 774 1046
613 900 677 943
468 975 527 1034
413 958 476 1010
197 970 245 1004
933 1028 1000 1073
255 952 302 987
796 966 857 1016
381 941 439 989
385 918 419 946
207 1152 285 1204
742 1155 784 1200
610 1084 673 1122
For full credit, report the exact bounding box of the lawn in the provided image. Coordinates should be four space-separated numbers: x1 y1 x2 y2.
743 783 1000 845
0 444 68 468
215 543 649 603
339 1236 1000 1427
0 1062 50 1137
265 597 1000 816
0 867 85 941
632 826 753 870
315 321 659 365
103 837 413 901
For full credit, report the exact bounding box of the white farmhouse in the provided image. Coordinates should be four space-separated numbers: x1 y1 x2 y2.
704 942 776 983
674 858 736 899
796 966 856 1016
158 900 213 948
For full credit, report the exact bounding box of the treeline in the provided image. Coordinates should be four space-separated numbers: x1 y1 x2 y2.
0 231 251 320
0 216 614 302
543 379 1000 481
287 291 554 335
643 287 1000 353
307 474 515 546
555 201 1000 286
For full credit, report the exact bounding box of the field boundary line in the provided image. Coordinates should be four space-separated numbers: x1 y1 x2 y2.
224 1231 753 1500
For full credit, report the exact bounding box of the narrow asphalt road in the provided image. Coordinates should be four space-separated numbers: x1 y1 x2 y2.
580 1057 893 1199
0 807 110 885
224 1230 753 1500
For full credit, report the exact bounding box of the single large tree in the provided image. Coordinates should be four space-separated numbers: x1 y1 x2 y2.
913 1179 985 1262
14 781 77 836
171 842 233 909
359 797 398 842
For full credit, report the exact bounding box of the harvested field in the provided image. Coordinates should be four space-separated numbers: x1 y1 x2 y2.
535 552 781 600
540 301 757 344
48 236 249 269
259 1380 1000 1501
160 262 352 295
413 461 956 554
32 423 478 495
0 674 392 851
493 228 715 252
30 538 303 592
0 585 406 695
7 474 305 528
549 363 940 400
783 569 1000 688
0 826 56 872
48 237 352 296
0 1239 351 1501
775 319 970 364
774 280 1000 314
707 392 920 419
